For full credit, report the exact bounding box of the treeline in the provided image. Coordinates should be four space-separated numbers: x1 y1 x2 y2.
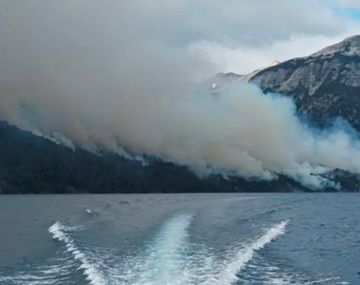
0 121 355 194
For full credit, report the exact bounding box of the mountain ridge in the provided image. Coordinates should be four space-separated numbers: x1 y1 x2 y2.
249 35 360 130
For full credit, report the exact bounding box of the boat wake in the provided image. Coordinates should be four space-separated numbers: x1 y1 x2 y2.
47 217 291 285
0 216 346 285
48 222 107 285
131 214 193 285
207 220 288 285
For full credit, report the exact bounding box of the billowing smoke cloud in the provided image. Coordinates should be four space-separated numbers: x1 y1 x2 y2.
0 0 360 189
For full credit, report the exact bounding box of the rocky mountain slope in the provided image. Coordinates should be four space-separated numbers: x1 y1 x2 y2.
220 35 360 130
250 35 360 130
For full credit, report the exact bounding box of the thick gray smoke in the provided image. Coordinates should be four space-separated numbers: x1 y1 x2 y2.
0 0 359 189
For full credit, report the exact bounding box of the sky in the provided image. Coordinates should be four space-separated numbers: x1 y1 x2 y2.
0 1 359 76
195 0 360 73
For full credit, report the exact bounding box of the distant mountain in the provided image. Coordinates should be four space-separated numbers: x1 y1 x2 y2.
211 60 281 89
247 35 360 130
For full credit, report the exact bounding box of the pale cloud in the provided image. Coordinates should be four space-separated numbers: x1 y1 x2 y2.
194 32 358 74
187 0 360 73
183 0 359 73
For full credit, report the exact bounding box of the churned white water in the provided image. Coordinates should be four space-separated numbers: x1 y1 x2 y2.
48 222 107 285
46 217 289 285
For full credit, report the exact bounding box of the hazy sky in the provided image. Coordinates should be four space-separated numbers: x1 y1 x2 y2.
0 1 359 74
195 0 360 73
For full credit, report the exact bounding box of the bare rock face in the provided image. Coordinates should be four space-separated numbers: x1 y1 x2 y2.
248 35 360 130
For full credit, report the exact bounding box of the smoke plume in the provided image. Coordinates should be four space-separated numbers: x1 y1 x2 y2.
0 0 359 189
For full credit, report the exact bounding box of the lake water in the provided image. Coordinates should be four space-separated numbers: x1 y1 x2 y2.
0 193 359 284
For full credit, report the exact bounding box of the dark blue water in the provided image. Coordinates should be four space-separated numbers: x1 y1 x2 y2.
0 194 359 284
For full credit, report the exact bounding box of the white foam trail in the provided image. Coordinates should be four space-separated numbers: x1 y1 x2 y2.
48 221 106 285
206 220 289 285
133 214 193 285
123 217 289 285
